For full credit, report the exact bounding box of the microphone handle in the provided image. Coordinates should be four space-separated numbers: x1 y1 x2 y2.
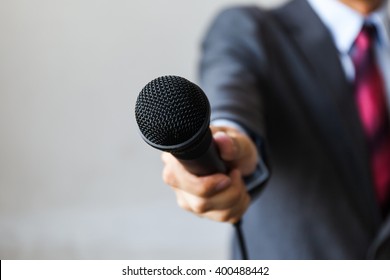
171 128 227 176
177 139 227 176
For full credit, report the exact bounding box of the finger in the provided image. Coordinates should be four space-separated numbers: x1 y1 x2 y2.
203 171 250 223
211 169 250 222
201 169 246 211
172 187 192 212
161 152 231 197
162 164 178 188
202 194 250 223
178 169 249 219
179 171 232 198
161 152 172 164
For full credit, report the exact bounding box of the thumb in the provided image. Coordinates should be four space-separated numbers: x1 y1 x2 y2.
213 131 241 161
213 130 258 175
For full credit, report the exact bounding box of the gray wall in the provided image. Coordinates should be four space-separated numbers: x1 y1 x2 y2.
0 0 285 259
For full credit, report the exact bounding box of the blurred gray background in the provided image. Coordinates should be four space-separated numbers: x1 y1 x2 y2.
0 0 285 259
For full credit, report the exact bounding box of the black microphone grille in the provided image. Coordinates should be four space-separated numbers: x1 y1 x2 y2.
135 75 210 148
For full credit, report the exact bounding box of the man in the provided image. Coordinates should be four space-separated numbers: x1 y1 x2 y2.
161 0 390 259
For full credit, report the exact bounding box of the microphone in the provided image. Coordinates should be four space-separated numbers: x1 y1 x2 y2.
135 75 227 176
134 75 248 259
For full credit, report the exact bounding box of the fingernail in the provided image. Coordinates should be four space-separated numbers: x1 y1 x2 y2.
215 178 231 191
214 131 234 151
213 131 229 140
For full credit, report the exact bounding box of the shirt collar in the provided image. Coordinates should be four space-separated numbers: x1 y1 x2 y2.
370 2 390 47
307 0 390 53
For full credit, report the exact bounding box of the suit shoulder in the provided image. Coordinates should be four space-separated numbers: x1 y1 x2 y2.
210 5 267 32
216 5 266 19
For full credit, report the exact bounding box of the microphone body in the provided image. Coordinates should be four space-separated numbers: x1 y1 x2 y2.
135 75 227 176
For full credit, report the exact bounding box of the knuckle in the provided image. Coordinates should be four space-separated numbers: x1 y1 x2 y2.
161 152 170 163
227 184 243 202
229 217 240 224
222 212 240 224
191 177 216 197
162 167 175 186
193 183 212 197
176 196 190 211
191 199 210 214
217 211 233 223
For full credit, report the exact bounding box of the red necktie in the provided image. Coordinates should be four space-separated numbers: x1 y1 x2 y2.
351 24 390 213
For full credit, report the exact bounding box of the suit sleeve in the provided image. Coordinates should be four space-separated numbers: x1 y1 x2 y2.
199 7 271 195
199 6 269 140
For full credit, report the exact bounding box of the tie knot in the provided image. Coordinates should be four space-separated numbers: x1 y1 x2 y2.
355 23 377 51
351 23 378 68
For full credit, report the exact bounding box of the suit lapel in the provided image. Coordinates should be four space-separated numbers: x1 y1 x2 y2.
368 213 390 258
271 0 382 228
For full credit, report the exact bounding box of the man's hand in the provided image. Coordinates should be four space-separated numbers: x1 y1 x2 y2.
161 126 258 224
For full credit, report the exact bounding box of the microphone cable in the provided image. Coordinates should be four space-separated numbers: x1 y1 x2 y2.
234 220 248 260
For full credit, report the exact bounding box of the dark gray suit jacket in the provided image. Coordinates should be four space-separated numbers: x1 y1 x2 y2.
199 0 390 259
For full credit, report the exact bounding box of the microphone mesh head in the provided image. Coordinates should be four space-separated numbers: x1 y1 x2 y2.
135 76 209 147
